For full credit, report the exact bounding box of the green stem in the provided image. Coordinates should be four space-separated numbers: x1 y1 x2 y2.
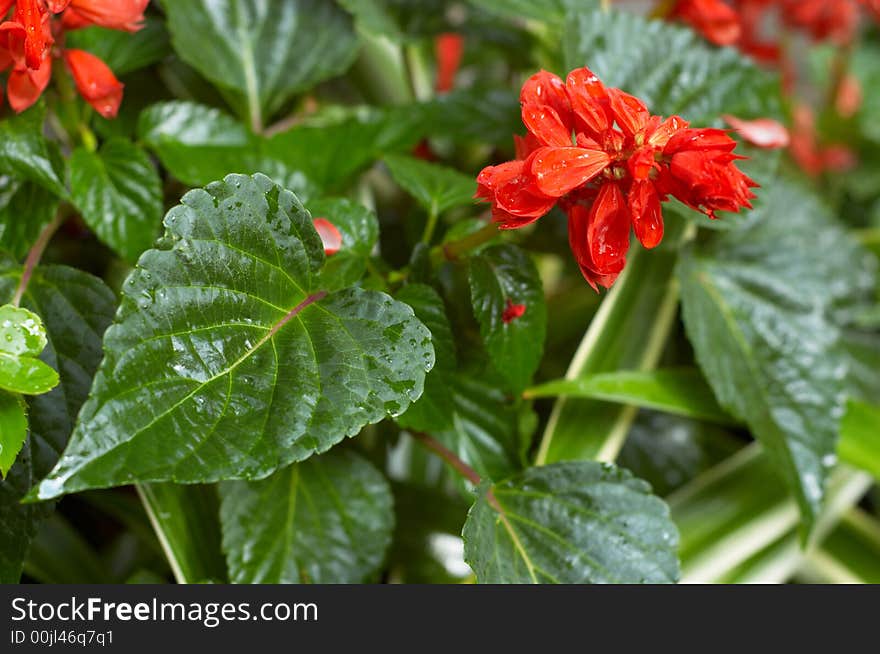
352 33 415 106
12 211 67 307
429 221 498 266
421 202 440 245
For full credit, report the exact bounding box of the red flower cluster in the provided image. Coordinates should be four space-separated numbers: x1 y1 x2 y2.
475 67 756 290
672 0 877 59
0 0 148 117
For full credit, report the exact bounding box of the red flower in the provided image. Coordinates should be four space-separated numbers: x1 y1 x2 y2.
0 0 147 114
671 0 742 46
475 66 756 290
312 218 343 256
434 32 463 93
64 48 123 118
62 0 147 32
501 298 526 324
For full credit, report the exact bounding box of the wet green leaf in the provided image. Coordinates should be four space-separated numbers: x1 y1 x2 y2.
164 0 360 126
678 181 877 534
0 392 27 479
70 139 163 263
469 245 546 392
0 305 58 396
221 449 393 583
32 174 433 499
463 461 680 583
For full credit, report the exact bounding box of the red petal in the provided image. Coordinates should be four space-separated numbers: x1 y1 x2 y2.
6 52 51 112
520 70 571 126
64 0 148 32
63 49 124 118
587 182 631 270
13 0 48 70
723 114 790 149
628 181 664 249
513 133 542 160
435 33 463 93
607 88 649 137
565 67 610 139
646 115 689 148
567 204 624 292
479 158 557 219
665 128 737 154
522 102 573 147
313 218 343 255
45 0 72 12
672 0 742 46
627 146 657 181
529 146 611 197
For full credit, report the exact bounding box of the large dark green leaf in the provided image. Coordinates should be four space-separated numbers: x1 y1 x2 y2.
69 139 163 263
463 461 680 583
0 105 66 197
678 181 877 533
220 449 393 583
31 174 433 499
469 244 546 392
164 0 360 127
563 9 781 124
0 177 58 259
0 260 115 582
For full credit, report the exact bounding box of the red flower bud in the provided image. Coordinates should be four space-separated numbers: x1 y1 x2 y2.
63 48 124 118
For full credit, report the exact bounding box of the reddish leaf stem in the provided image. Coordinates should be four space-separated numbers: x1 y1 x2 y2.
12 210 67 307
410 431 482 486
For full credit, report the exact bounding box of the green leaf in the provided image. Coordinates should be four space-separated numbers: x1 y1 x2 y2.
469 244 546 392
463 461 680 583
32 174 433 499
138 101 423 198
0 260 116 582
468 0 589 24
0 392 27 478
307 198 379 292
0 305 58 395
0 177 59 259
563 9 781 124
383 154 476 215
535 239 684 465
69 139 163 263
678 181 877 534
65 18 170 76
137 101 257 188
839 400 880 481
395 284 456 433
435 374 524 481
137 483 227 583
164 0 360 127
525 369 737 426
801 510 880 584
220 449 393 583
420 88 521 145
0 104 66 197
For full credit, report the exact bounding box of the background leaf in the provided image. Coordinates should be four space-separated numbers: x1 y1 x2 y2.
0 105 66 198
307 198 379 292
69 139 163 263
0 392 27 478
33 174 433 499
563 8 781 124
221 449 393 583
0 260 115 582
384 154 476 215
0 178 58 260
469 244 546 392
164 0 361 127
678 181 878 533
462 461 680 583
